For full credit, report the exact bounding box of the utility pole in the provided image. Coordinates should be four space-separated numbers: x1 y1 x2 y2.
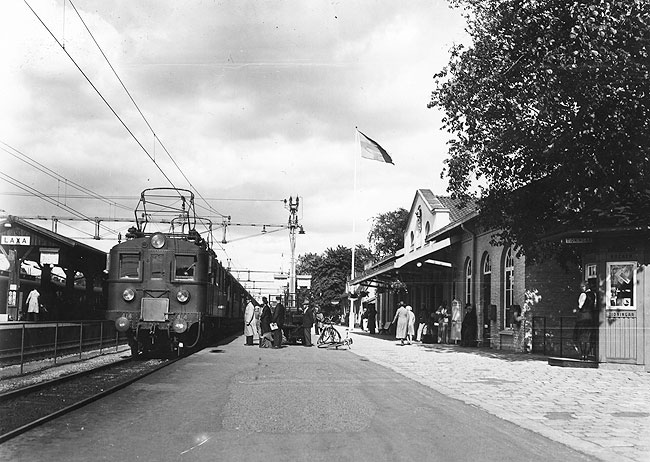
286 196 304 311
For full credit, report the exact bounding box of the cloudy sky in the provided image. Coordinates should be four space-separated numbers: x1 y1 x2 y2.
1 0 468 295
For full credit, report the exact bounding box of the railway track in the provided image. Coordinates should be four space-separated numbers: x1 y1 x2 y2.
0 355 179 443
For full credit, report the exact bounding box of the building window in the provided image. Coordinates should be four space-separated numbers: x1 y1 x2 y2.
465 259 472 305
425 221 430 237
483 254 491 274
607 262 636 309
503 248 514 328
410 231 415 250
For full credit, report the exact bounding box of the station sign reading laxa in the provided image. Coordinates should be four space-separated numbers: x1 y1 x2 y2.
1 235 31 246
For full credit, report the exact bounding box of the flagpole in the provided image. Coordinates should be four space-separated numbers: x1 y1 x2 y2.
350 128 359 331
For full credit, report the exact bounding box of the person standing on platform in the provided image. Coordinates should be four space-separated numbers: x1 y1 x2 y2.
302 301 314 346
392 301 409 345
573 281 596 360
314 307 324 335
450 300 462 344
259 297 273 348
272 295 286 348
460 303 477 347
243 296 256 346
253 302 261 344
406 305 415 344
366 305 377 334
26 288 41 321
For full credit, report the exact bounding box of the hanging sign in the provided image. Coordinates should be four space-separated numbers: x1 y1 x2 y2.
40 247 60 265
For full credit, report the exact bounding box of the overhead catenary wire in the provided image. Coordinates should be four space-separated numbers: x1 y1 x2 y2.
0 172 120 236
66 0 226 219
23 0 178 191
0 141 132 213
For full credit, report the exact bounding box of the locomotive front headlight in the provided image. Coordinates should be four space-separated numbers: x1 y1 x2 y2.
176 289 190 303
122 288 136 302
172 317 188 333
115 316 130 332
151 233 166 249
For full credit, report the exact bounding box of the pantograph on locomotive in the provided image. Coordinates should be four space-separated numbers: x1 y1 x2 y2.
107 188 251 356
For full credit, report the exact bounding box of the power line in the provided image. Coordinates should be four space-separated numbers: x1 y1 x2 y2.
0 192 285 203
24 0 179 190
67 0 226 219
0 173 120 236
0 140 132 213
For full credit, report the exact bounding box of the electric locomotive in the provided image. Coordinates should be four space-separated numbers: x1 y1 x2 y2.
106 188 248 356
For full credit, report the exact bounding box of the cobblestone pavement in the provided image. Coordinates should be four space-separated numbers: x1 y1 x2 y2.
346 330 650 462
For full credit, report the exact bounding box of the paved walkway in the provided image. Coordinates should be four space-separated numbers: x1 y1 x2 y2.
346 330 650 462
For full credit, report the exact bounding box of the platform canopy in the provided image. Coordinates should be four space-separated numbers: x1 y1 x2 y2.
0 215 106 275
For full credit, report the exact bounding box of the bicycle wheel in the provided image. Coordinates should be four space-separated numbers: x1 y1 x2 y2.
317 326 341 347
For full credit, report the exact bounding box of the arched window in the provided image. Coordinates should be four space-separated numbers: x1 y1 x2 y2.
503 248 514 328
465 258 472 305
410 231 415 250
483 254 491 274
425 221 430 237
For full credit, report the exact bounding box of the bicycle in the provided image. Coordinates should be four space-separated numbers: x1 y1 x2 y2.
317 320 353 349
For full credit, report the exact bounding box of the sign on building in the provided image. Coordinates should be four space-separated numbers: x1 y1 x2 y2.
1 235 31 246
40 247 60 266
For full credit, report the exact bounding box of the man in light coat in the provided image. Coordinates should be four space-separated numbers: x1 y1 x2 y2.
26 288 41 321
243 297 256 346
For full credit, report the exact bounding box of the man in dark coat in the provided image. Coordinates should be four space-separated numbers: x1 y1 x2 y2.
302 301 314 346
259 297 273 348
573 281 597 360
272 295 286 348
366 305 377 334
460 303 477 347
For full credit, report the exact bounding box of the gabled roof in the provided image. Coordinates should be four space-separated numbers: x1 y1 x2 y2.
418 189 477 222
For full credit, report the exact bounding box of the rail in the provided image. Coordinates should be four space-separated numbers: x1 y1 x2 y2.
0 320 128 375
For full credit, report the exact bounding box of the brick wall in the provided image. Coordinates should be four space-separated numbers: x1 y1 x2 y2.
448 225 581 350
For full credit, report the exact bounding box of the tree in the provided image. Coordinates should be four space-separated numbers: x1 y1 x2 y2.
429 0 650 261
367 208 409 260
296 245 373 313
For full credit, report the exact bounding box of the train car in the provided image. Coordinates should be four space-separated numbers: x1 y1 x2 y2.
0 271 105 321
106 188 249 356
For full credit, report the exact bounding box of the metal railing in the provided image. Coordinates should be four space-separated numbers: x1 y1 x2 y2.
531 316 597 361
0 320 129 375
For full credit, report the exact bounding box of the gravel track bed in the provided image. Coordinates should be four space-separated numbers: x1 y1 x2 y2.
0 347 131 393
0 357 169 438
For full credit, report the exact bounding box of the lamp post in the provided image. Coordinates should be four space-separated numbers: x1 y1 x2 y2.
286 196 304 311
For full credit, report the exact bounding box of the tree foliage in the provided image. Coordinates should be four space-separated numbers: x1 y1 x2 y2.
367 208 409 260
296 245 373 313
429 0 650 260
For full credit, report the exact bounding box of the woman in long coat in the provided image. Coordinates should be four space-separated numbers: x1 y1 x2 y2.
392 301 409 345
406 305 416 344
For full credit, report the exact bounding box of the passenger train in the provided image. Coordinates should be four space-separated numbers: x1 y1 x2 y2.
106 188 249 356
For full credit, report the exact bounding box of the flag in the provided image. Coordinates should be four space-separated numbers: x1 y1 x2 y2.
358 130 394 164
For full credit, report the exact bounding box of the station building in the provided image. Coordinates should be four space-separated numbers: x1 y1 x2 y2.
352 189 650 371
0 215 107 321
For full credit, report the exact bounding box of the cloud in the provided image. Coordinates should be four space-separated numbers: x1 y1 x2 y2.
1 0 468 290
